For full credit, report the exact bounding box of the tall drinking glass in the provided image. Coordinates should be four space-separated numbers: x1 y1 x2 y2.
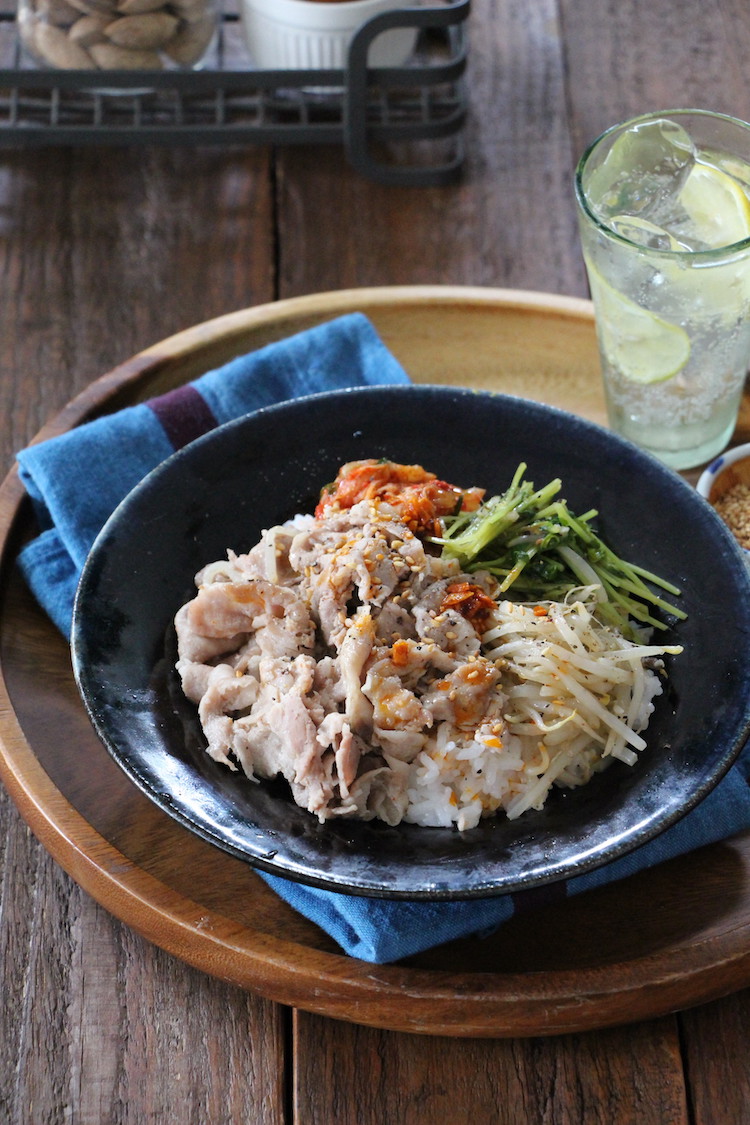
575 109 750 471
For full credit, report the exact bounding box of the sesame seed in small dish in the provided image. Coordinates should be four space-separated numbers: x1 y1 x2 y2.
696 443 750 550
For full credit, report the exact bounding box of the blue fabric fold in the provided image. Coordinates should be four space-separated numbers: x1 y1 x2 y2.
14 311 750 964
265 762 750 961
17 313 410 635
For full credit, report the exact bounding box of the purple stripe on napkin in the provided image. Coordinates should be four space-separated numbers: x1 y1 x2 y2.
148 385 219 450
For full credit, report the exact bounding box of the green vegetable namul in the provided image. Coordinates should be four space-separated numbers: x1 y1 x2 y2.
429 462 686 639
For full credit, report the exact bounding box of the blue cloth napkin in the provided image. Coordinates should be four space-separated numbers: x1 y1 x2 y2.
15 311 750 964
17 313 409 635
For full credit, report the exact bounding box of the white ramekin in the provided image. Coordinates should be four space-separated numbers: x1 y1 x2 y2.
696 442 750 502
696 441 750 554
240 0 419 70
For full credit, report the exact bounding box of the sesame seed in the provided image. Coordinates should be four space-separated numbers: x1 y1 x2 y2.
714 481 750 549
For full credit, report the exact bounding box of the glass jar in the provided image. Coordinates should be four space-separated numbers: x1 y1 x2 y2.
17 0 219 70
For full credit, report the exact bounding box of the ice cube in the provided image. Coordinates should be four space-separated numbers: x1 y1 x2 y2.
609 215 691 251
585 118 696 228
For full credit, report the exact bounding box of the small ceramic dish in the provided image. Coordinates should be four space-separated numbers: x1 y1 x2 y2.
240 0 418 70
696 443 750 551
696 442 750 502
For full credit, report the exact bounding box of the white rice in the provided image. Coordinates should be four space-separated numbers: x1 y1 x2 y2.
401 587 679 830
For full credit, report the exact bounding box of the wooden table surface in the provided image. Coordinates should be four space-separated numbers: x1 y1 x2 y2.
2 1 750 1121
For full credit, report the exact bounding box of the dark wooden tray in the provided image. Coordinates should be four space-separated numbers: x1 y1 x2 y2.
2 286 749 1038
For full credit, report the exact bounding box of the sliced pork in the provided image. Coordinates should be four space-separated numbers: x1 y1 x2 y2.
174 496 506 825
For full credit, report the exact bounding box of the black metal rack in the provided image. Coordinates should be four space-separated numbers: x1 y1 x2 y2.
0 0 470 184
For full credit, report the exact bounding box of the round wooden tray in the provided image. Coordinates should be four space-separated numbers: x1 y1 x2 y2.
2 285 750 1039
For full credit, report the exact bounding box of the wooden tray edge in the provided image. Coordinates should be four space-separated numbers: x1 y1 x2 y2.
3 286 750 1038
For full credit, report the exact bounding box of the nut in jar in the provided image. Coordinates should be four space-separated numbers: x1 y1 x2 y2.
17 0 219 70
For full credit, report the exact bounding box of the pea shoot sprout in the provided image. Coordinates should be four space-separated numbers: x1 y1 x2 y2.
429 462 685 638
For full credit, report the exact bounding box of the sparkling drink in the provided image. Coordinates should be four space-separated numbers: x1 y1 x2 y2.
575 110 750 470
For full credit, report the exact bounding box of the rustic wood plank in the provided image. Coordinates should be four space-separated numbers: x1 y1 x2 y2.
272 1 686 1107
272 0 750 1115
0 142 287 1124
679 990 750 1125
1 826 288 1124
267 0 750 1115
275 0 587 301
0 146 276 451
558 3 750 1122
560 0 750 156
293 1011 689 1125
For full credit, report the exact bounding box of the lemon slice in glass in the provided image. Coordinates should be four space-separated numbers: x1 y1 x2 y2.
677 161 750 248
701 148 750 192
586 264 691 384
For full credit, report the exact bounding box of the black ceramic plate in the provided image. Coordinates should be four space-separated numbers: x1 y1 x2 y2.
71 386 750 899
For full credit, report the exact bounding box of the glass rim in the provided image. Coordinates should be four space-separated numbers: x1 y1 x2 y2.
574 107 750 260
